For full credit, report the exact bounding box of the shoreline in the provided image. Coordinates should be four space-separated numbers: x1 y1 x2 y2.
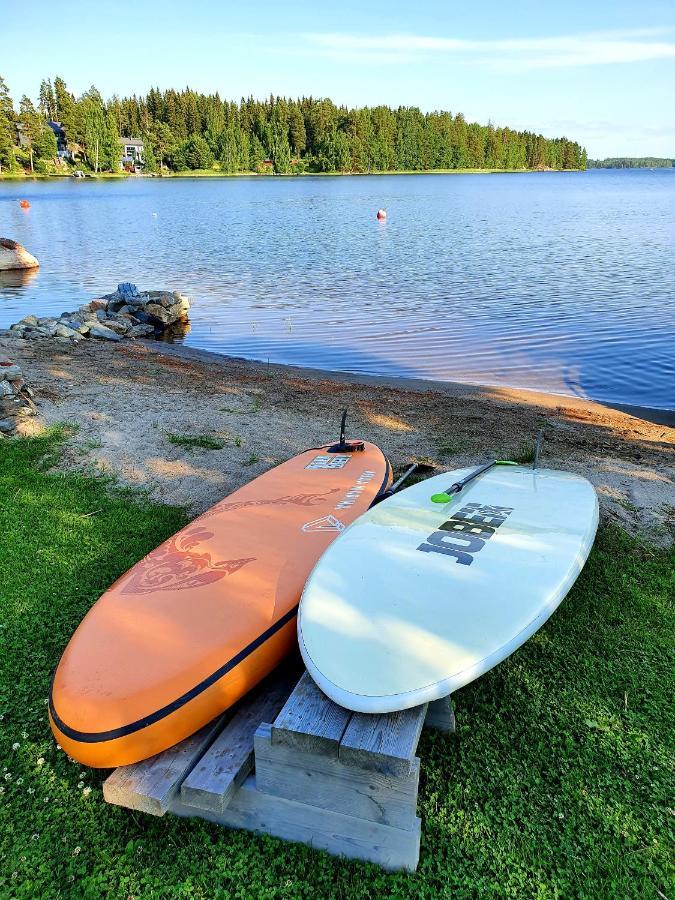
158 342 675 427
3 332 672 546
0 167 584 182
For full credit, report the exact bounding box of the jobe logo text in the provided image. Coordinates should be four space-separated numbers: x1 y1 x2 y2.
417 502 513 566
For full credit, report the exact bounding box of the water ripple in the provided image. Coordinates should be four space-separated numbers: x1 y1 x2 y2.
1 170 673 409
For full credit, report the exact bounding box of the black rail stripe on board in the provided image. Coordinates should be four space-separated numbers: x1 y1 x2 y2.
49 605 299 743
49 452 391 745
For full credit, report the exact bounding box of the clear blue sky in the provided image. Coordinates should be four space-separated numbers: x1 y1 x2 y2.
4 0 675 158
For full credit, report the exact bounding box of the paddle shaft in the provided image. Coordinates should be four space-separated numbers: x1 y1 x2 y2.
373 463 418 504
442 460 497 497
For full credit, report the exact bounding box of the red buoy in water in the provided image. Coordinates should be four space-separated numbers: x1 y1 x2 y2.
19 199 30 209
376 208 387 220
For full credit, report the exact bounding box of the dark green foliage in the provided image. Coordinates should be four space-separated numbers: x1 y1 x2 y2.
0 76 16 170
38 79 56 121
53 76 77 142
175 133 215 171
0 430 672 896
589 157 674 169
1 73 587 176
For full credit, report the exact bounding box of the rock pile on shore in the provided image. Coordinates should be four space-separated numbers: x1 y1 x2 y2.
0 356 36 436
9 283 190 343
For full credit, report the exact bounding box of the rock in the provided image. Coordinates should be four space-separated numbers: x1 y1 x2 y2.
37 317 56 327
54 323 80 339
104 319 131 336
117 282 141 299
0 381 14 397
0 418 16 434
89 323 121 342
146 290 190 313
128 323 155 338
0 364 22 380
84 299 108 313
0 397 21 417
20 314 39 327
167 301 188 321
144 303 174 326
0 238 39 271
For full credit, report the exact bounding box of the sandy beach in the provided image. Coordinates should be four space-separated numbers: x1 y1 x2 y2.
3 332 672 545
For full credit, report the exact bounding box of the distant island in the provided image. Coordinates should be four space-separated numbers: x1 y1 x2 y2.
0 74 586 177
588 157 674 169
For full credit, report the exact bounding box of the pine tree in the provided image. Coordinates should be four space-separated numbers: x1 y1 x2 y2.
53 76 76 141
269 120 291 173
0 76 16 171
38 79 56 120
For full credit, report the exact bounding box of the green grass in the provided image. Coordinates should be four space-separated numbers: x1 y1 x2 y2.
1 430 673 898
166 432 225 450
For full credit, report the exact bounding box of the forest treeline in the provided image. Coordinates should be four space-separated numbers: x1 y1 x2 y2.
588 157 674 169
1 75 587 174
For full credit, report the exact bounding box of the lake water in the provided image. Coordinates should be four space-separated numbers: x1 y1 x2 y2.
1 170 673 410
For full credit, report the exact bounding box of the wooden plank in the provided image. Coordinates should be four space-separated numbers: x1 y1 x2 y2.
103 716 225 816
424 696 456 733
339 704 428 777
271 671 352 757
181 672 297 813
170 774 421 872
254 723 419 829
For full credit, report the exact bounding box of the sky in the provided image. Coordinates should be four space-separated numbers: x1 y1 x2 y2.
3 0 675 158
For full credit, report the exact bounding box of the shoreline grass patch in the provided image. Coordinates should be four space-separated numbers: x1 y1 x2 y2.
0 431 672 897
166 432 225 450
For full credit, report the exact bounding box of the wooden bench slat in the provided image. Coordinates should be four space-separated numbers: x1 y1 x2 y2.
180 670 297 813
271 671 352 757
103 716 225 816
254 723 419 829
424 696 456 733
170 773 422 872
339 704 429 777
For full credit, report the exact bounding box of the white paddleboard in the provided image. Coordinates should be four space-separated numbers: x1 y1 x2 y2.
298 466 598 713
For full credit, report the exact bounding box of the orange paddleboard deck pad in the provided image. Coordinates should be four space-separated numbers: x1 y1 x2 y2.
50 442 391 767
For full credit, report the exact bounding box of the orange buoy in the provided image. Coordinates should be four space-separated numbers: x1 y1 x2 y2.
19 200 30 209
376 208 387 220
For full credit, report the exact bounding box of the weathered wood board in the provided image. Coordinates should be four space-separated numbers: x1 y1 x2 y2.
339 706 428 777
103 716 226 816
271 672 352 756
171 775 422 872
255 723 420 829
181 668 298 813
424 695 456 733
104 667 455 871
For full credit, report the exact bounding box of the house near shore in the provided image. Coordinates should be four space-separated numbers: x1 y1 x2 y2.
47 121 73 160
15 123 30 148
119 137 144 172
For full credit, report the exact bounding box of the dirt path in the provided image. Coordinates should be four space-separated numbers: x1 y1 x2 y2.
3 334 673 545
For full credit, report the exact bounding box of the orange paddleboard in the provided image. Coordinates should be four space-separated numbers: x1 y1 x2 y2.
50 441 391 767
